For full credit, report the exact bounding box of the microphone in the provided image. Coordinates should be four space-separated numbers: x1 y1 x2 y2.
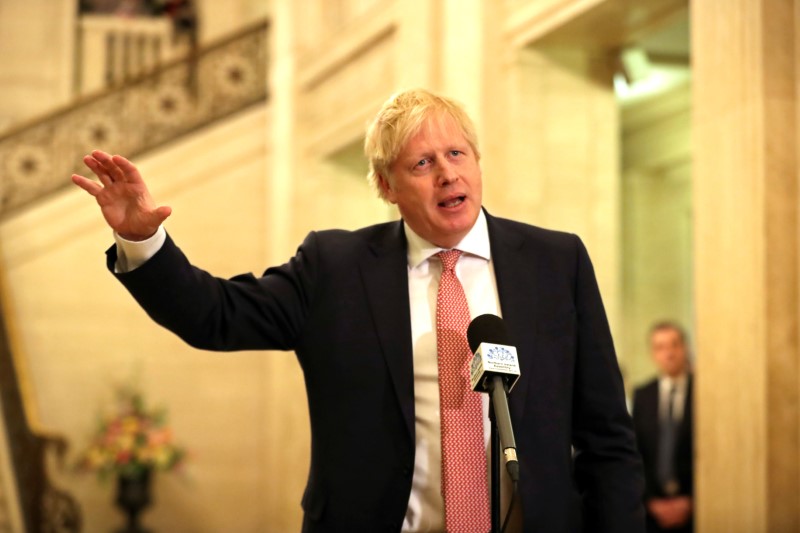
467 314 521 482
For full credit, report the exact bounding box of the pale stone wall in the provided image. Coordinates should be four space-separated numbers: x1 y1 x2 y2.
621 84 692 389
196 0 269 43
0 0 76 132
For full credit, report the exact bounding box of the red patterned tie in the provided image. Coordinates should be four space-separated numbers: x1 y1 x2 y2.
436 250 491 533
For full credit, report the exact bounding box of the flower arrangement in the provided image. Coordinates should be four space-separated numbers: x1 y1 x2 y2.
75 385 186 480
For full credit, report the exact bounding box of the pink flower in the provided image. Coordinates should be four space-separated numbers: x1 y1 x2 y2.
148 428 172 447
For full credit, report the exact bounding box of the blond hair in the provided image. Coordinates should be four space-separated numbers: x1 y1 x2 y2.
364 89 480 200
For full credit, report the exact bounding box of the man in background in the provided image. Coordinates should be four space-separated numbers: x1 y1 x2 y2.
632 321 694 532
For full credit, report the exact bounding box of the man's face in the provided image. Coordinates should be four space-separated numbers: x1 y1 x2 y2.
650 328 688 378
379 114 482 249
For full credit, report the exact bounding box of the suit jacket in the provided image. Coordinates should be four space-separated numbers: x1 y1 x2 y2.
632 376 694 502
108 211 645 532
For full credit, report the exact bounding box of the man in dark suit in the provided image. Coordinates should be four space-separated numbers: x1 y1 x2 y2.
632 322 694 533
72 89 645 532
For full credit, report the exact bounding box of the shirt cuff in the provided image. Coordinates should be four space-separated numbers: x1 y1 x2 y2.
113 226 167 273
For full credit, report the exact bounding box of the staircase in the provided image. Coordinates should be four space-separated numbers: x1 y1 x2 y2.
0 18 269 219
0 18 270 532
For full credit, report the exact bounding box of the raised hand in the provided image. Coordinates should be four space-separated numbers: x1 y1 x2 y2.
72 150 172 241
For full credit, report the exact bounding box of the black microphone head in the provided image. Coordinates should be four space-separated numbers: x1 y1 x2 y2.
467 314 510 353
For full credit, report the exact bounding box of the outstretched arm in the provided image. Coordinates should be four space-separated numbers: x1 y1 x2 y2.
71 150 172 241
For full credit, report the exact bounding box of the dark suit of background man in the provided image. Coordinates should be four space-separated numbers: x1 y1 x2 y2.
632 322 694 533
73 89 645 532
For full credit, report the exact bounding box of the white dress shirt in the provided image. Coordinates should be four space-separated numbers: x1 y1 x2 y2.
113 227 166 272
658 373 688 424
401 210 507 532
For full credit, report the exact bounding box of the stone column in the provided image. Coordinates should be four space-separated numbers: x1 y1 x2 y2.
692 0 799 531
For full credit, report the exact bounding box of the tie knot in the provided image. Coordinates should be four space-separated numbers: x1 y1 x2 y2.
437 249 462 272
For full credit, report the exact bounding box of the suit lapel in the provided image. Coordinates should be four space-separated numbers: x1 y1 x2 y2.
486 212 533 422
356 213 553 439
359 222 416 442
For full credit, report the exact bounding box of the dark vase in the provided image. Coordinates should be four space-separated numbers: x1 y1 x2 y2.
115 468 152 533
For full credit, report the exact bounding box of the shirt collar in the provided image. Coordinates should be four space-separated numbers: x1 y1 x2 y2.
659 372 688 392
404 209 491 269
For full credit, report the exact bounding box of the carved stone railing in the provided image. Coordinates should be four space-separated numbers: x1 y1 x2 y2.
77 14 184 94
0 18 269 218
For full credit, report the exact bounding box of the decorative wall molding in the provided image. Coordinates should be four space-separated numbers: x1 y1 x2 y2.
297 2 395 91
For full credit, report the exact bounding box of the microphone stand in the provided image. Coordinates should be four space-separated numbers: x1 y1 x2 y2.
489 397 500 533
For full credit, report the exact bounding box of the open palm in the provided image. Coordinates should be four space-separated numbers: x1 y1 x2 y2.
72 150 172 241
